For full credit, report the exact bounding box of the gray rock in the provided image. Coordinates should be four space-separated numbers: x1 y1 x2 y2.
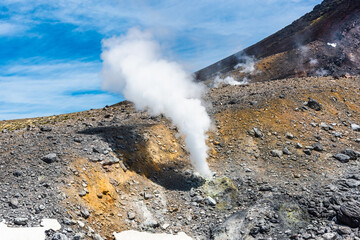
42 153 57 163
295 143 303 149
320 122 330 131
205 196 217 206
322 233 336 240
253 128 263 138
337 201 360 228
13 170 22 177
52 233 68 240
73 233 85 240
80 207 90 219
14 217 28 225
92 146 102 153
285 132 294 139
306 98 322 111
128 211 136 220
143 219 159 228
334 153 350 163
40 126 52 132
193 195 204 203
271 150 283 158
351 123 360 131
283 147 292 155
63 218 77 225
312 142 324 152
9 198 19 208
74 137 83 143
92 234 104 240
303 149 312 155
144 192 153 200
342 149 358 160
78 190 87 197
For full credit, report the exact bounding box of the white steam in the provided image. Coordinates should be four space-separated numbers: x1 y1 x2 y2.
315 68 329 77
212 76 248 88
234 55 257 73
101 28 212 177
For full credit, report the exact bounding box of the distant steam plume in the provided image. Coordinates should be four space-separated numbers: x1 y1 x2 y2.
101 28 212 177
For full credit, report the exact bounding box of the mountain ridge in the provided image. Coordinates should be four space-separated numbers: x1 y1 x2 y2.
196 0 360 82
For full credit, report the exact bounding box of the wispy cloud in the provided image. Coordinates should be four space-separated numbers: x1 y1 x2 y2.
0 60 119 120
0 22 28 36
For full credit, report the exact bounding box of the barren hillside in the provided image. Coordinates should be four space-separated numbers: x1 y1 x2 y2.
0 76 359 239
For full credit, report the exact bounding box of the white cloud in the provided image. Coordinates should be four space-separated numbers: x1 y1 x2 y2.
0 60 119 120
0 22 28 36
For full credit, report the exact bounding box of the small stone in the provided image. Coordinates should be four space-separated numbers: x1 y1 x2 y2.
253 128 263 138
79 190 87 197
333 132 342 138
303 149 311 155
74 137 83 143
192 195 204 203
81 207 90 219
40 126 52 132
42 153 57 163
144 192 153 200
312 142 324 152
63 218 77 225
307 98 322 111
52 233 68 240
285 132 294 139
9 198 19 208
93 234 104 240
334 153 350 163
13 170 22 177
320 122 330 131
302 233 312 239
322 232 336 240
342 149 358 160
93 146 102 153
337 226 352 235
351 123 360 131
295 143 303 149
294 174 301 178
128 212 136 220
161 223 170 230
205 196 217 206
14 217 28 225
143 219 159 228
270 150 283 158
283 147 292 155
73 233 85 240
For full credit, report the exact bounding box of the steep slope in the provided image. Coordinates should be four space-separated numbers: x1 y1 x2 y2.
196 0 360 82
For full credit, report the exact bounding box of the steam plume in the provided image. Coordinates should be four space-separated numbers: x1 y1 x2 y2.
101 28 212 177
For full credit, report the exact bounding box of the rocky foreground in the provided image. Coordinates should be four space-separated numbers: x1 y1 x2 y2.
0 76 359 239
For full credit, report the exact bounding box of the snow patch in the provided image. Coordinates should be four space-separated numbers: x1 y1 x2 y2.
0 219 61 240
327 42 337 48
114 230 193 240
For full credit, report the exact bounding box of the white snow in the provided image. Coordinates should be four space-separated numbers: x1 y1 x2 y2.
113 230 193 240
327 42 337 48
0 219 61 240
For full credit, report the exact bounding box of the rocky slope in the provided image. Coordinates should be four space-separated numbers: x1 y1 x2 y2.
0 76 359 239
195 0 360 82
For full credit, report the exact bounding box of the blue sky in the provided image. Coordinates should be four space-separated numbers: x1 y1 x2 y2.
0 0 322 120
